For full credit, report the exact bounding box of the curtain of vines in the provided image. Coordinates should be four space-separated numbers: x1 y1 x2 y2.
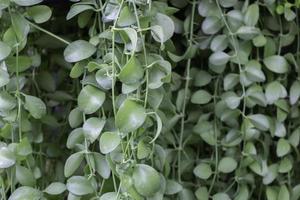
1 0 300 200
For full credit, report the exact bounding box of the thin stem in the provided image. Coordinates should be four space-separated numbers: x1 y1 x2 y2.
214 0 248 191
111 0 125 117
132 1 149 108
178 0 196 183
15 45 22 142
208 77 220 194
26 20 70 45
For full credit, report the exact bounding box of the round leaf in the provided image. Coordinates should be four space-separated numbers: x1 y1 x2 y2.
193 163 212 179
83 117 106 143
191 90 212 104
64 40 96 63
0 41 11 61
132 164 161 197
263 55 289 74
66 176 93 196
27 5 52 24
218 157 237 173
44 182 66 195
0 146 16 169
78 85 105 114
8 186 42 200
99 132 121 154
115 99 146 133
24 94 46 119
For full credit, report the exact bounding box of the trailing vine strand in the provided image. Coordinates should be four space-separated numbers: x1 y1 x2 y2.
1 0 300 200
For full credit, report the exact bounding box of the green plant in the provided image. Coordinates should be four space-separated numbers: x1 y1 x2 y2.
1 0 300 199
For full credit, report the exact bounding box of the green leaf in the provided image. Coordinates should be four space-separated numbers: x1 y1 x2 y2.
64 152 84 177
93 152 111 179
44 182 66 195
224 73 239 91
6 56 32 73
0 67 9 88
218 157 237 173
289 80 300 105
13 0 42 6
24 94 46 119
194 70 212 87
95 67 112 90
8 186 42 200
0 41 11 61
99 132 121 154
292 185 300 200
276 139 291 157
265 81 287 105
16 137 32 156
225 94 241 109
132 164 161 197
27 5 52 24
165 180 182 195
78 85 105 114
66 176 93 196
137 140 151 159
67 128 85 149
210 35 228 52
253 34 267 47
150 25 164 46
191 90 212 104
0 91 16 111
219 0 237 7
64 40 96 63
289 128 300 148
115 99 146 133
193 163 212 179
202 16 222 35
0 146 16 169
244 4 259 26
284 7 296 21
278 185 290 200
67 4 94 20
68 107 83 128
151 13 175 43
70 62 85 78
83 117 105 143
195 187 209 200
263 164 278 185
193 121 216 145
149 112 162 143
235 185 249 200
11 13 30 42
245 60 265 82
236 26 260 40
212 193 231 200
119 28 138 53
16 165 36 187
209 51 230 66
117 6 136 27
266 187 278 200
248 114 270 131
118 56 144 84
263 55 289 74
100 192 119 200
279 157 292 173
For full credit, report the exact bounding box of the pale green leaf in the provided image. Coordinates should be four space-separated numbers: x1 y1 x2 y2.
115 99 146 133
99 132 121 154
78 85 105 114
64 40 96 63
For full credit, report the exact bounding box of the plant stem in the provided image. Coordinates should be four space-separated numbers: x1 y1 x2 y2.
26 20 70 45
178 0 196 183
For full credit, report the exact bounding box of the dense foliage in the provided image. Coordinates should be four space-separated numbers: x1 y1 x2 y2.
1 0 300 199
